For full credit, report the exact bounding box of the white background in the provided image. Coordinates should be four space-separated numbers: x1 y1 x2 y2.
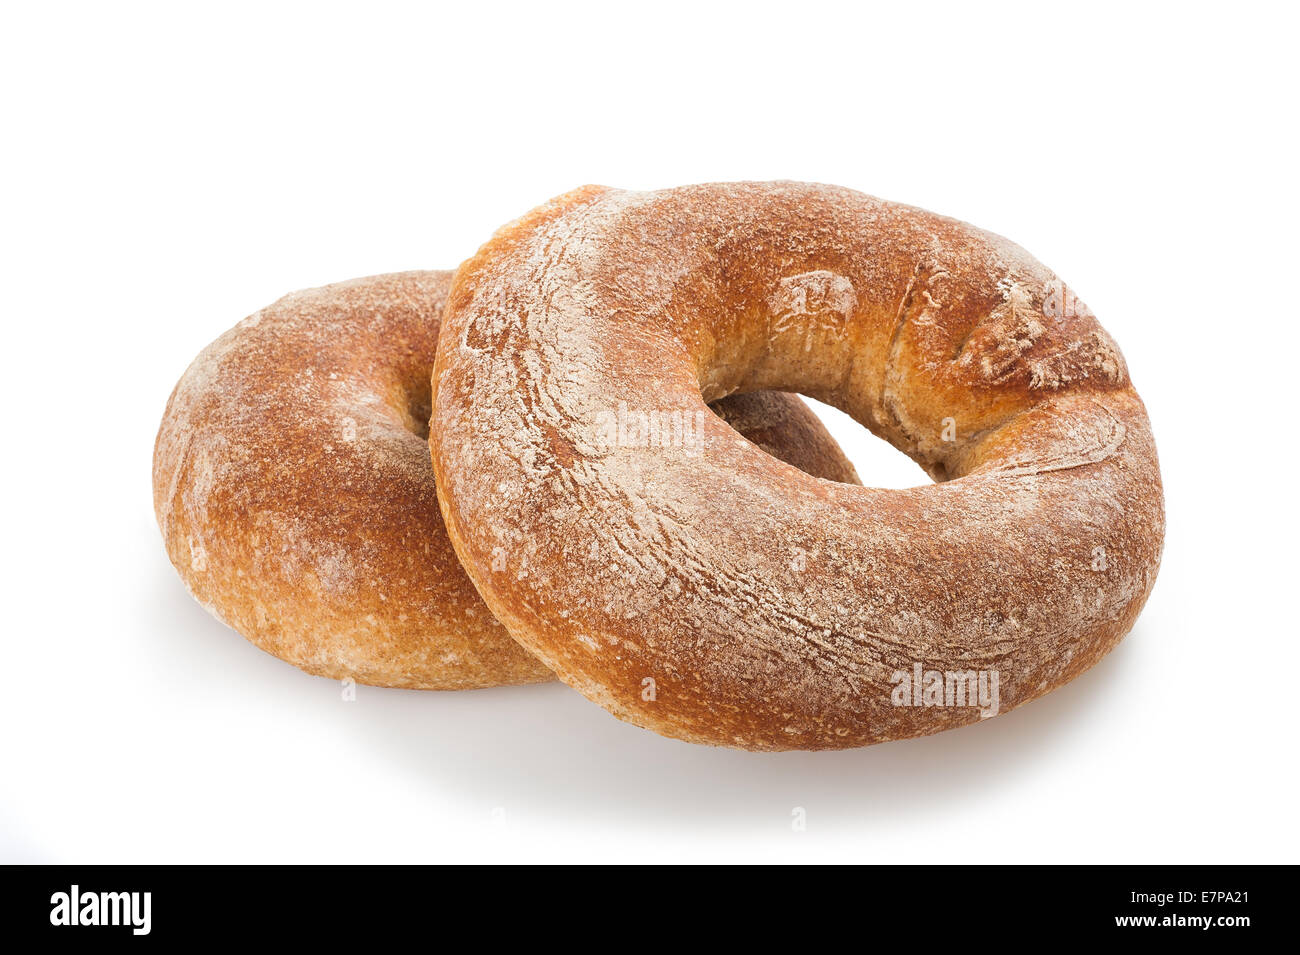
2 1 1296 863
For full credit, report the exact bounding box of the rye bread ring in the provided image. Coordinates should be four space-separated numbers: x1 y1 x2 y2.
430 183 1165 748
153 270 859 689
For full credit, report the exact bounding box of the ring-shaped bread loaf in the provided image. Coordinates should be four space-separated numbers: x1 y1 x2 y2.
430 183 1165 748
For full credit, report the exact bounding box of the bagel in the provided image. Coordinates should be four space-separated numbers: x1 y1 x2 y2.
153 270 860 689
430 182 1165 748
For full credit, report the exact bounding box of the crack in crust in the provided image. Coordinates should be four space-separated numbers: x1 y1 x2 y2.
881 258 949 456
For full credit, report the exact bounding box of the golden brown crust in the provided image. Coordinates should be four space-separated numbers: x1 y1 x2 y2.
431 182 1166 747
152 270 859 689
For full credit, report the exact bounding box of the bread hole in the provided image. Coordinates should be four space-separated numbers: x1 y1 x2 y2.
400 375 433 441
798 396 933 490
